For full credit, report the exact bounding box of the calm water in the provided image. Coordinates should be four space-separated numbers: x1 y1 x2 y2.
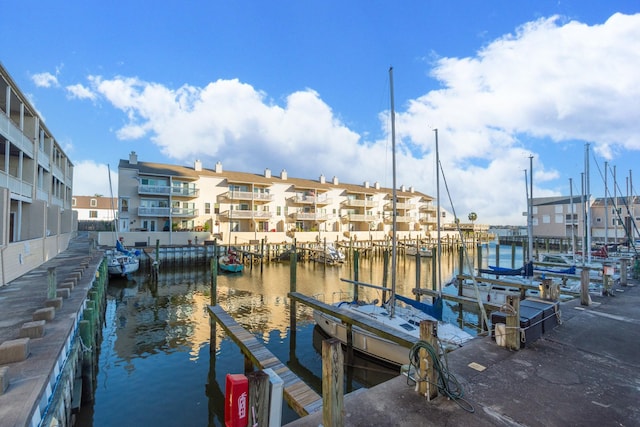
77 242 524 426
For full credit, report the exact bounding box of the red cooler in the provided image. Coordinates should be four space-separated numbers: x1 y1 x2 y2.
225 374 249 427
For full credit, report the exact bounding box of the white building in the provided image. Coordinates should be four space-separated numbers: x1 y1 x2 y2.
0 62 75 286
114 152 441 245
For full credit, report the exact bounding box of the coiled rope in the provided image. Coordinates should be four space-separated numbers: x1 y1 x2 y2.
407 340 475 413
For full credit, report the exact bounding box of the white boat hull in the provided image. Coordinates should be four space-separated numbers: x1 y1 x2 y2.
107 251 140 276
313 302 473 366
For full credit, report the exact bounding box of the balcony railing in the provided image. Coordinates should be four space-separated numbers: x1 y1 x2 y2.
342 214 377 222
383 215 413 223
384 202 416 210
222 190 273 202
289 194 332 205
291 212 329 221
0 113 35 158
220 210 273 219
138 184 200 198
341 199 378 208
138 207 198 217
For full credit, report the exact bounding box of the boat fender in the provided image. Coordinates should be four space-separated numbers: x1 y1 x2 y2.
487 294 490 302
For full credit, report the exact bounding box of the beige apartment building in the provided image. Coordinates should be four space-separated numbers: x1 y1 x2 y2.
114 152 441 245
532 195 640 245
0 62 75 286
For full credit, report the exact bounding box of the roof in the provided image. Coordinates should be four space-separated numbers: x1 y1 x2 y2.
118 158 434 200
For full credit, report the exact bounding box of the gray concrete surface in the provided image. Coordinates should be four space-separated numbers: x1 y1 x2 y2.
0 235 104 427
286 275 640 426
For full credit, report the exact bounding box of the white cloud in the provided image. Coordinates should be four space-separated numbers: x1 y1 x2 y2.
66 84 97 100
71 13 640 225
73 161 118 197
32 72 59 88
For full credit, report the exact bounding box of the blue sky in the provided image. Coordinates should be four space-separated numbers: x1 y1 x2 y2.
2 1 639 225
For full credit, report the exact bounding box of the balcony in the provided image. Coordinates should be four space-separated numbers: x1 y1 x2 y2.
342 213 377 223
291 212 329 221
220 209 273 219
138 207 198 217
138 184 200 198
0 113 35 158
222 190 273 202
289 194 332 205
383 215 413 223
384 202 416 210
341 199 378 208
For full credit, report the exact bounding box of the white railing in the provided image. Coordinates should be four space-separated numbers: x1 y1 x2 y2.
0 113 35 158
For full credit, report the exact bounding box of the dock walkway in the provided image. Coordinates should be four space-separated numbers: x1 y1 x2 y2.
286 278 640 426
0 235 104 427
208 305 323 416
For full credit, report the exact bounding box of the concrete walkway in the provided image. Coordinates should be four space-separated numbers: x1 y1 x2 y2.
0 235 104 427
286 276 640 426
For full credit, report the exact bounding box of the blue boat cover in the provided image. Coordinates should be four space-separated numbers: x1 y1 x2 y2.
395 294 443 321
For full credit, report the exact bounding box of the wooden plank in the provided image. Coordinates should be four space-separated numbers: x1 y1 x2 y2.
207 305 322 416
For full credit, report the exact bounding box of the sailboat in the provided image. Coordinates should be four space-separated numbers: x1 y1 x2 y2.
313 68 473 367
218 204 244 273
105 164 140 277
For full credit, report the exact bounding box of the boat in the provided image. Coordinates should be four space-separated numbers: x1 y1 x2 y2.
219 248 244 273
106 240 141 277
311 242 345 264
275 245 304 262
106 164 140 277
404 244 432 257
312 68 473 367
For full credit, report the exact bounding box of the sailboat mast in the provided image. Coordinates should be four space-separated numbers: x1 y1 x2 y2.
528 155 534 264
585 143 592 263
435 129 442 292
569 178 575 259
389 66 397 317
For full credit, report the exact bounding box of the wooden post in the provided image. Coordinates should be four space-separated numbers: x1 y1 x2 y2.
210 249 218 306
47 267 57 300
353 250 359 302
290 241 298 354
580 267 591 306
382 249 389 303
505 295 520 351
511 244 516 269
415 250 421 296
418 320 438 400
322 338 344 427
620 258 628 286
247 371 270 427
476 244 482 271
495 244 500 267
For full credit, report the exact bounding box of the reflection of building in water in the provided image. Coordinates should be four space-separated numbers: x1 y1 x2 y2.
106 250 478 369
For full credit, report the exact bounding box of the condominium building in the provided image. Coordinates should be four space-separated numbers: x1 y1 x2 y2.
0 62 75 285
117 152 438 243
532 195 640 244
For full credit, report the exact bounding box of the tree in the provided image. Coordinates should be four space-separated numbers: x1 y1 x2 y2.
468 212 477 223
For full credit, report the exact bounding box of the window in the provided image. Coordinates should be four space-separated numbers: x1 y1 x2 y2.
89 210 98 218
542 215 551 224
277 206 282 216
72 198 76 206
555 205 563 214
205 203 211 214
120 198 129 212
90 198 97 207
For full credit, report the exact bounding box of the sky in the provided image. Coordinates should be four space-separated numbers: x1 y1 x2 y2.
2 1 639 225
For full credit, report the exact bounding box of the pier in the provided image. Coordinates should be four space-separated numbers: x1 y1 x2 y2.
208 305 323 416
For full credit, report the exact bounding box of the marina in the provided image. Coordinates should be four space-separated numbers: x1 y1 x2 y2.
1 235 639 426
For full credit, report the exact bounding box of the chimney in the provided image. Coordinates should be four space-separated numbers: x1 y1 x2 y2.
319 174 326 184
194 159 202 171
215 161 223 173
264 168 271 178
281 169 288 180
400 184 406 192
374 182 380 189
129 151 138 165
364 181 370 188
409 186 414 193
332 176 339 185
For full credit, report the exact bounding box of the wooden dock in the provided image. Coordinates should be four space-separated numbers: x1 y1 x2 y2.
207 305 322 416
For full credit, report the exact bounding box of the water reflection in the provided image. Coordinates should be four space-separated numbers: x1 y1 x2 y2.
79 244 522 426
